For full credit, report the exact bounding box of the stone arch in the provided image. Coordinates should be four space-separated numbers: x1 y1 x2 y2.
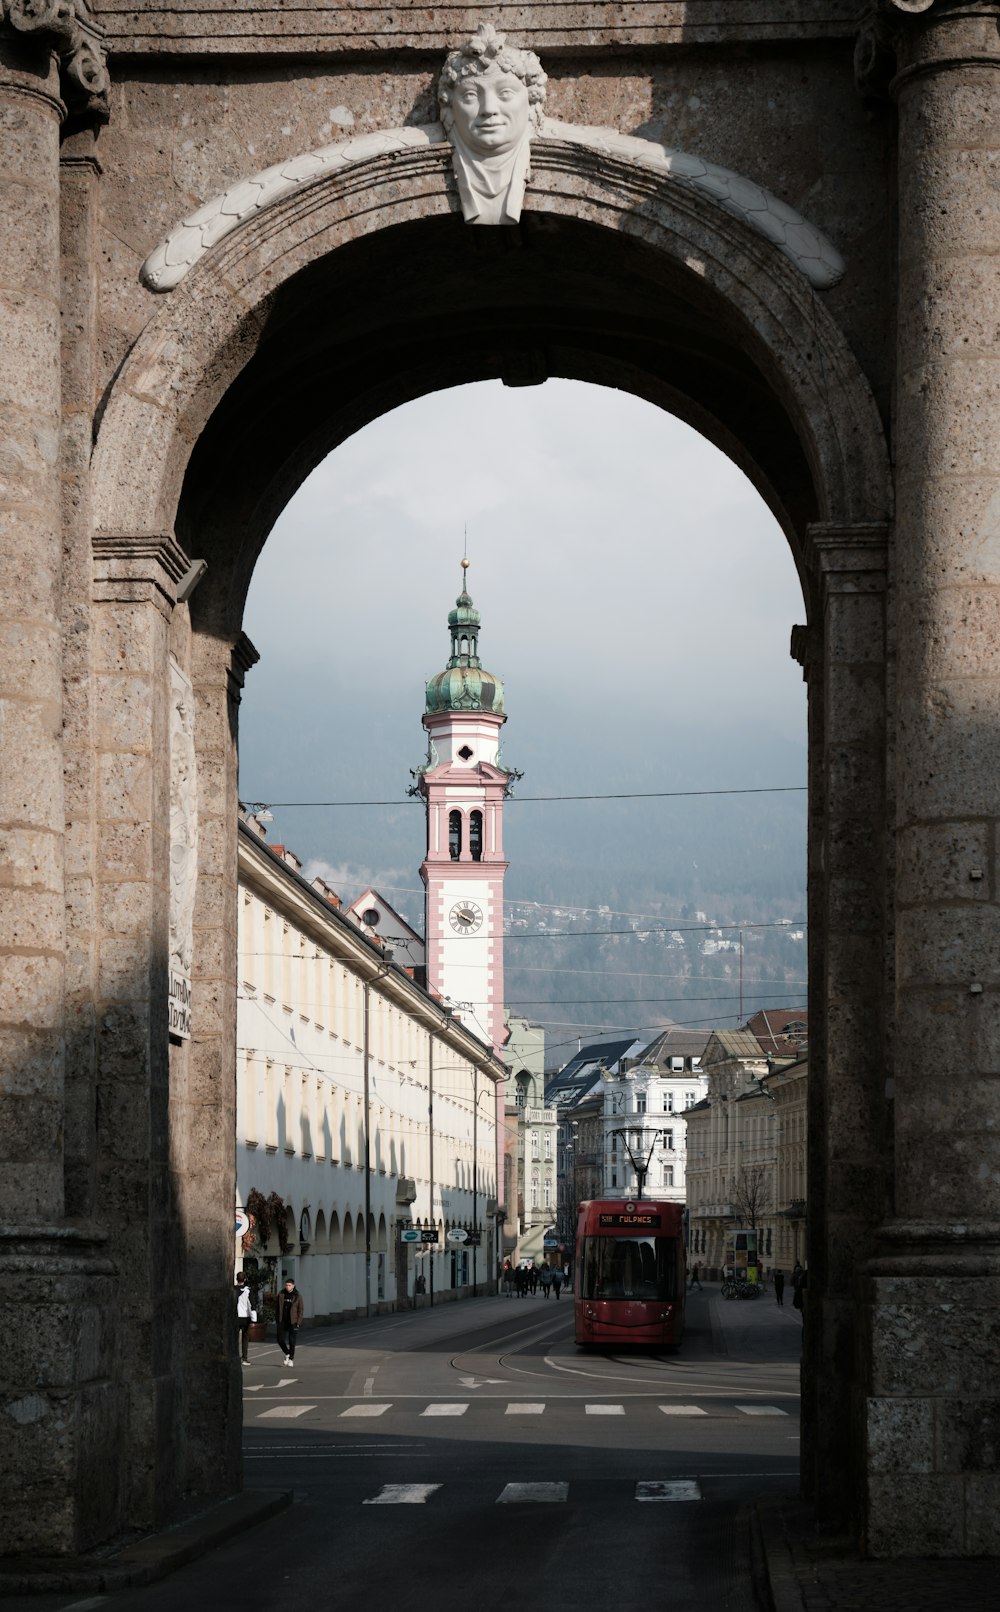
92 144 891 635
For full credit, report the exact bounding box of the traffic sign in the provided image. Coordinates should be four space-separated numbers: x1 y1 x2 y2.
446 1228 468 1244
235 1209 250 1237
420 1229 439 1244
400 1228 420 1243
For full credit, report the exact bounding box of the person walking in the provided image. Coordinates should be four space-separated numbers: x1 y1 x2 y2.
275 1275 304 1365
540 1264 553 1299
552 1267 563 1300
791 1262 806 1318
529 1264 538 1296
689 1263 702 1291
773 1268 785 1306
235 1272 256 1365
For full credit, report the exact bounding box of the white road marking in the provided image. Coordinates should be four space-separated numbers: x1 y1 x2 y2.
659 1405 707 1416
505 1403 546 1415
736 1404 788 1416
457 1375 505 1387
363 1484 442 1505
60 1600 109 1611
258 1405 315 1419
636 1480 702 1502
586 1403 625 1415
497 1482 568 1504
363 1376 375 1397
421 1403 468 1417
341 1403 392 1417
275 1378 298 1388
243 1384 264 1393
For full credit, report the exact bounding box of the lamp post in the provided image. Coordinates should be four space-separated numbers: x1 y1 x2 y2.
610 1126 658 1200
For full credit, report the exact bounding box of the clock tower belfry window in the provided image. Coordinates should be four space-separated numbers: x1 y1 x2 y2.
411 561 520 1057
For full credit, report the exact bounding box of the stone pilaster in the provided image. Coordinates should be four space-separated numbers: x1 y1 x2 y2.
866 0 1000 1556
177 627 256 1496
800 524 891 1533
91 533 189 1529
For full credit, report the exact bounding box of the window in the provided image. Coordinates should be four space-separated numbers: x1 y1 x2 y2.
544 1182 551 1207
686 1091 696 1107
636 1094 646 1114
663 1092 674 1113
543 1131 552 1159
458 744 473 761
469 810 483 861
361 906 380 927
448 810 462 859
663 1165 674 1187
661 1130 674 1151
611 1170 618 1187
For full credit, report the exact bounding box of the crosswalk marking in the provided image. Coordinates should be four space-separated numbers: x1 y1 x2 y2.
496 1482 569 1504
364 1484 442 1505
736 1405 788 1417
341 1404 391 1418
636 1480 702 1502
505 1403 545 1415
659 1405 707 1417
586 1403 625 1415
421 1403 469 1417
258 1405 315 1419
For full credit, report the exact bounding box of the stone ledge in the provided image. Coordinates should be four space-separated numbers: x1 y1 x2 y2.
0 1489 291 1595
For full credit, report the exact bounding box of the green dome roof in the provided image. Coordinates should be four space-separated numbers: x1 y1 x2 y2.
425 574 505 715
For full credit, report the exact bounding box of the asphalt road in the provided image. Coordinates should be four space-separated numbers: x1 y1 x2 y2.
28 1284 803 1612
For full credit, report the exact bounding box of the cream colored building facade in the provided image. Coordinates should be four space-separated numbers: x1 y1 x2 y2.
685 1031 807 1275
236 812 504 1318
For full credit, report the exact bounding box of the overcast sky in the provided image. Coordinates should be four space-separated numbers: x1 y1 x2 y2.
238 378 807 925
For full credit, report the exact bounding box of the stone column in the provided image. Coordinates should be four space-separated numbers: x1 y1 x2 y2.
0 9 118 1559
0 18 67 1228
795 526 891 1533
866 0 1000 1557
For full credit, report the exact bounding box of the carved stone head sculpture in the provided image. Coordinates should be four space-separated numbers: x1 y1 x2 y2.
438 22 547 225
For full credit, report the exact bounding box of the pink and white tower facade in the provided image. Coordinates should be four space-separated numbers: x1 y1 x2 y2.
414 562 517 1058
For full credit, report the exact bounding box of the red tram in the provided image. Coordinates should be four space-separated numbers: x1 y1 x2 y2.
574 1199 686 1349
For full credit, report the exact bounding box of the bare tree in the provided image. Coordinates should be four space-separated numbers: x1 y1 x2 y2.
731 1163 772 1230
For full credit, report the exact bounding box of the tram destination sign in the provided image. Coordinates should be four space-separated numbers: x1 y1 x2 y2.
598 1212 661 1228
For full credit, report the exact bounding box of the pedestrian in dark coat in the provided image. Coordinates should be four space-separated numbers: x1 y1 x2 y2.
773 1269 785 1305
276 1277 304 1364
552 1268 563 1300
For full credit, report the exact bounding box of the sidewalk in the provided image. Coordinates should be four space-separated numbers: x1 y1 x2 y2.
755 1493 999 1611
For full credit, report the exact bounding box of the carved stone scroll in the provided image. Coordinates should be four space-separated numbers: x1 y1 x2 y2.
0 0 109 121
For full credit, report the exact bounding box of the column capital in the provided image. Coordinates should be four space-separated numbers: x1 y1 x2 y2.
856 1 1000 100
93 532 191 619
804 521 889 589
0 1 109 124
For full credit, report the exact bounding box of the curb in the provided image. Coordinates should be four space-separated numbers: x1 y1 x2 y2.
0 1489 292 1597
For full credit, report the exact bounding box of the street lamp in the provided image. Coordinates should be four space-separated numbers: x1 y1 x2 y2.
610 1126 658 1200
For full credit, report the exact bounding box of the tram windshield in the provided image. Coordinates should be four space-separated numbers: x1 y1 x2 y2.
579 1235 678 1301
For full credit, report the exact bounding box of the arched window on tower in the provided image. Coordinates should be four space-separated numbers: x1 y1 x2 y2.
449 809 462 860
469 810 483 862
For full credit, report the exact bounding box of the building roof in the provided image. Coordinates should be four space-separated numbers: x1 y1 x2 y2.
744 1007 808 1058
631 1026 711 1069
545 1037 644 1111
704 1029 766 1063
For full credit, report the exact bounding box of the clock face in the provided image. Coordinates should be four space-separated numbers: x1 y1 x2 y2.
449 900 484 934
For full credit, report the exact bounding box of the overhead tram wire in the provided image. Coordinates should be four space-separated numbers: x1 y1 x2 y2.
245 784 807 808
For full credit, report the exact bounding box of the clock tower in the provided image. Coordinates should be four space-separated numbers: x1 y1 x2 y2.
414 563 517 1056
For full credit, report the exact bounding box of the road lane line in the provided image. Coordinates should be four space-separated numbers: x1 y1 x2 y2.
658 1405 707 1416
496 1483 568 1504
586 1403 625 1415
505 1403 546 1415
736 1404 788 1416
340 1403 392 1417
421 1403 469 1416
636 1480 702 1502
258 1405 315 1419
363 1484 441 1505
